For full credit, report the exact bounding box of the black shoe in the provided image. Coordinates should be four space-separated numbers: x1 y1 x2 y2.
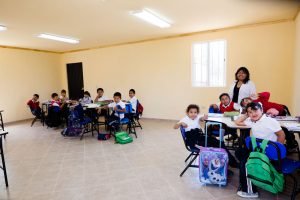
225 135 238 141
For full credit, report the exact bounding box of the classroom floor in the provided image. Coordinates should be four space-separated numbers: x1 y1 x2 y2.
0 119 294 200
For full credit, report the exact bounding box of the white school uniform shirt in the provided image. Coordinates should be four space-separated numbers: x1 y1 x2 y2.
97 96 108 101
81 96 92 104
244 114 282 142
228 80 256 104
108 101 126 119
179 115 203 132
129 96 137 113
215 101 241 111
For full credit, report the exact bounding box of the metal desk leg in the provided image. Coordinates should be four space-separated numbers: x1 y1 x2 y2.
0 136 8 187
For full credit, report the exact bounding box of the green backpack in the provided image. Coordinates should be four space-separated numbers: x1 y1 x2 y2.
115 131 133 144
246 137 284 194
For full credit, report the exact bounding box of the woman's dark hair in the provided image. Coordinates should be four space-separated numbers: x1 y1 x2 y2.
61 89 66 93
97 88 104 92
51 93 58 98
235 67 250 84
186 104 199 113
114 92 121 98
219 93 230 101
246 102 262 112
129 89 135 94
84 91 91 97
33 94 39 98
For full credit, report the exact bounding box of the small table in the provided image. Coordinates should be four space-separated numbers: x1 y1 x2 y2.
0 130 8 187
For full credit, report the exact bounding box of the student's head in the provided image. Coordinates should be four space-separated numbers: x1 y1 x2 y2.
97 88 104 96
240 97 253 108
61 89 66 96
129 89 135 98
235 67 250 83
219 93 231 106
51 93 59 100
33 94 39 101
246 102 263 121
186 104 200 120
113 92 122 103
84 91 91 98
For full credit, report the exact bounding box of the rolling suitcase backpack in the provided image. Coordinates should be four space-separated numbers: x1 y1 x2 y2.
199 122 228 186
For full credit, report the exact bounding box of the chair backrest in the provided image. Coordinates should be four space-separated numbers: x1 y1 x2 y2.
180 126 193 152
245 137 286 170
125 103 132 114
74 104 85 120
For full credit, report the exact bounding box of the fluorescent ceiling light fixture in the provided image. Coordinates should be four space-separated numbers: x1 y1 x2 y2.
0 25 7 31
131 9 171 28
38 33 79 44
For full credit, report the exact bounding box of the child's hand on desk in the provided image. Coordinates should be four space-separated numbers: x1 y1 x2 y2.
201 114 208 121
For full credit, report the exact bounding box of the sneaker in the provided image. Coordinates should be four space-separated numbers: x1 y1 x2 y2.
237 191 258 198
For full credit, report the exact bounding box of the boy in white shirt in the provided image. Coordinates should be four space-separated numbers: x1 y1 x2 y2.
94 88 109 103
234 102 285 198
128 89 138 113
100 92 126 130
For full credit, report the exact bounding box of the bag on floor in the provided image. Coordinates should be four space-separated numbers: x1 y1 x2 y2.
98 132 111 140
61 107 83 137
246 137 284 194
199 122 228 186
115 131 133 144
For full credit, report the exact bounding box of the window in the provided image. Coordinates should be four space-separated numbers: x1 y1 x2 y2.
192 40 226 87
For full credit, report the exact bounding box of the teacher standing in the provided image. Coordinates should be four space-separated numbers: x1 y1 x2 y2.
229 67 256 104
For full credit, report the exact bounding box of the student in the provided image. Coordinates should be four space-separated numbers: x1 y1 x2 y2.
241 92 286 116
210 93 240 113
128 89 138 113
174 104 239 168
60 89 69 103
100 92 126 130
51 93 62 108
234 102 285 198
27 94 41 118
94 88 109 103
80 91 93 105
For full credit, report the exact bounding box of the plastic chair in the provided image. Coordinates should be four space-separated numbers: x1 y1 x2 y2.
245 137 300 200
117 104 137 138
179 126 200 177
74 104 96 140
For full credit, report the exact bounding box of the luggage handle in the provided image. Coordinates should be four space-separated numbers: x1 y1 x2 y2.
205 122 223 148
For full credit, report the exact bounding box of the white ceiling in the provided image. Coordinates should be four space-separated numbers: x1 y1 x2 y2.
0 0 299 52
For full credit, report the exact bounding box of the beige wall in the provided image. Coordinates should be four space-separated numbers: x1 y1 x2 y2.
0 48 61 123
61 21 295 120
293 13 300 115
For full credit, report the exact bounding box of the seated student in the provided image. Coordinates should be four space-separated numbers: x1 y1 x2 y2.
128 89 138 113
27 94 41 118
174 104 239 168
241 92 286 116
210 93 240 113
60 89 69 103
94 88 109 103
99 92 126 130
51 93 63 108
209 93 240 141
234 102 285 198
80 91 93 105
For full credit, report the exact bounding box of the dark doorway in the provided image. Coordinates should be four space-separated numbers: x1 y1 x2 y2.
66 62 84 100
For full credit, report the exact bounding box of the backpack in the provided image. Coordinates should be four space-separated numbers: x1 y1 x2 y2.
246 137 284 194
61 107 83 137
137 100 144 116
115 131 133 144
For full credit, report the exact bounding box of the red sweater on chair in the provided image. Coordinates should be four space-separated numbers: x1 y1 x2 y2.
253 92 285 115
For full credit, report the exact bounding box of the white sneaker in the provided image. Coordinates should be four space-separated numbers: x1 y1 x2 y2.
237 191 259 198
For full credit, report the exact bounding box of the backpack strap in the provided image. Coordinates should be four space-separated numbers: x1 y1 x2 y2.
260 139 269 154
251 137 257 151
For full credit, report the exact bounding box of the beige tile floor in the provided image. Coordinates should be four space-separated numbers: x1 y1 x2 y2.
0 119 293 200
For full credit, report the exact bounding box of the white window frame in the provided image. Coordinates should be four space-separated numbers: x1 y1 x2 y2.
191 39 227 87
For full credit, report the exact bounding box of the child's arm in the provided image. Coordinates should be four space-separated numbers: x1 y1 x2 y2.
275 130 285 144
174 121 187 129
258 92 270 102
234 114 248 126
200 114 208 122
